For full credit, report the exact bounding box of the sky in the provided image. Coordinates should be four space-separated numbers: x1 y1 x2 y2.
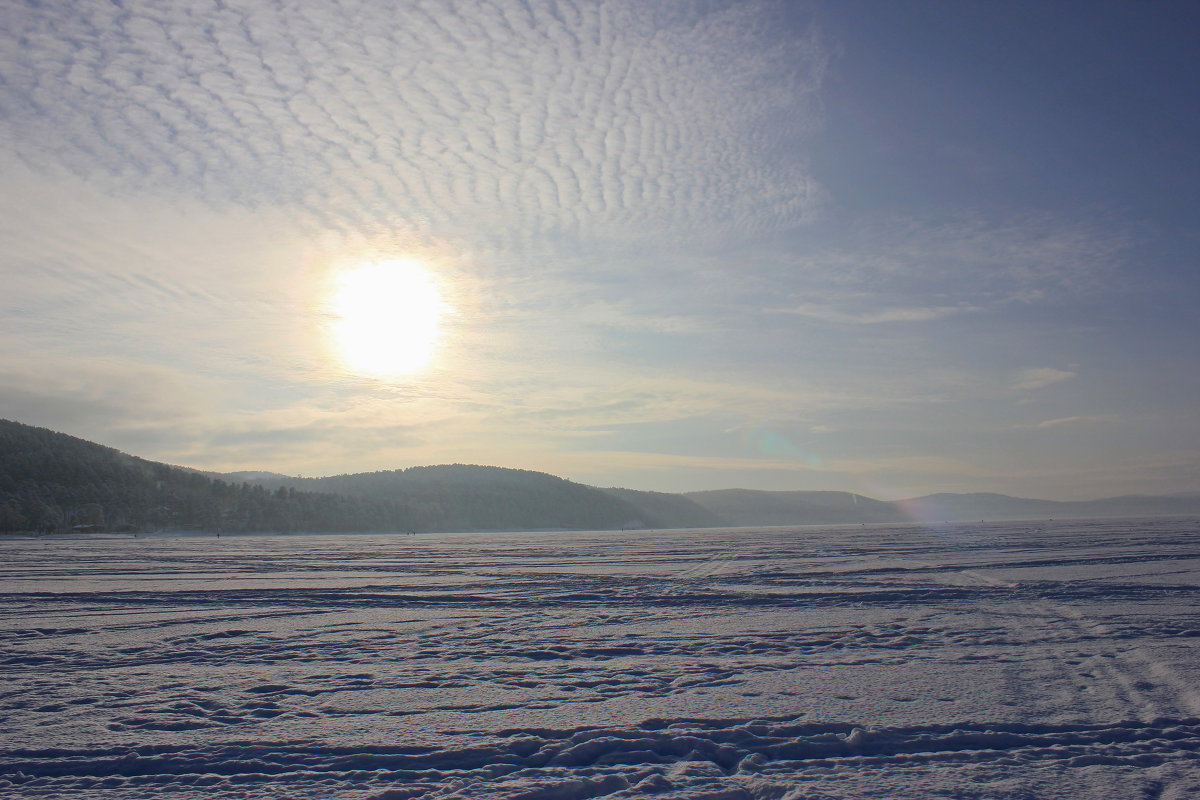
2 0 1198 501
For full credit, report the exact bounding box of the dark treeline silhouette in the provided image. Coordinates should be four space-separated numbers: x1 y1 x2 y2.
0 420 424 533
0 420 651 534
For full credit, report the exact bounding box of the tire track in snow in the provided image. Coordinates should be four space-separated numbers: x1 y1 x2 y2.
2 716 1198 797
4 520 1200 798
952 560 1200 728
1049 602 1200 720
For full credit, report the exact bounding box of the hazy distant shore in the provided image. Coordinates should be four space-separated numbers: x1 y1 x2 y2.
4 420 1200 536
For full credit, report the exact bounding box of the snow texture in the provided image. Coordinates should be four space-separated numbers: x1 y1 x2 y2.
2 518 1199 798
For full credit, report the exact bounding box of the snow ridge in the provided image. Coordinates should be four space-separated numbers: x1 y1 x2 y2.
4 716 1199 797
3 518 1200 797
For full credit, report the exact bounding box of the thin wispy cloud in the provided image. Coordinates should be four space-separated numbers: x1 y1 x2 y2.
769 213 1133 314
1034 415 1119 429
786 302 980 324
1013 367 1076 392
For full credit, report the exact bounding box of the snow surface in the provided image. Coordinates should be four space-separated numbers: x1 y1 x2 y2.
2 518 1199 798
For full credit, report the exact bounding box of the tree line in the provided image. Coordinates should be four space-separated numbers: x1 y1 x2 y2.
0 420 651 534
0 420 424 534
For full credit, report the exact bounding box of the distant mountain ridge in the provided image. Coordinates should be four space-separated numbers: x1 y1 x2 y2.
683 489 899 526
684 488 1200 526
222 464 658 532
0 420 660 534
2 419 1198 534
0 419 431 534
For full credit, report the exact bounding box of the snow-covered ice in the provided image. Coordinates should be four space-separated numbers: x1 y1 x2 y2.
2 518 1199 798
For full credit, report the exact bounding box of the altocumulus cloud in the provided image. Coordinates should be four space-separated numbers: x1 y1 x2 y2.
3 0 1177 499
0 0 837 474
0 0 826 246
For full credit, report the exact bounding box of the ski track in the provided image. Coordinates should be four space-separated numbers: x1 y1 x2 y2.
2 518 1199 798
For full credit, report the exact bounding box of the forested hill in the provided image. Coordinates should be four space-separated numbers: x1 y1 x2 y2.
0 419 428 534
226 464 661 533
0 420 655 534
684 489 899 526
4 419 1200 535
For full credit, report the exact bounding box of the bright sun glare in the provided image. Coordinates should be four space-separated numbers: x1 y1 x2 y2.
332 259 444 376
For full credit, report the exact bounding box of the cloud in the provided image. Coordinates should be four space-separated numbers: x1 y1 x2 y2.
747 212 1135 321
0 0 1175 503
0 0 827 248
0 357 218 440
0 167 337 380
1013 367 1076 391
1034 415 1119 428
786 302 980 324
875 214 1129 296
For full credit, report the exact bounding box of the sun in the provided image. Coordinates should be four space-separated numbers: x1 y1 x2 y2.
331 259 445 376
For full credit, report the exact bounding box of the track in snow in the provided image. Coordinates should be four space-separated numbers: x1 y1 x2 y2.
2 518 1199 798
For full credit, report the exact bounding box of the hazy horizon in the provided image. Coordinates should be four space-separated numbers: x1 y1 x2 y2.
3 1 1198 502
11 415 1200 508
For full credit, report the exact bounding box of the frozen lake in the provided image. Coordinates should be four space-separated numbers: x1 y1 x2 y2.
3 519 1199 798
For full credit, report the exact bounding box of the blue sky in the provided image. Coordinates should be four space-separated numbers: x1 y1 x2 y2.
1 0 1197 500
